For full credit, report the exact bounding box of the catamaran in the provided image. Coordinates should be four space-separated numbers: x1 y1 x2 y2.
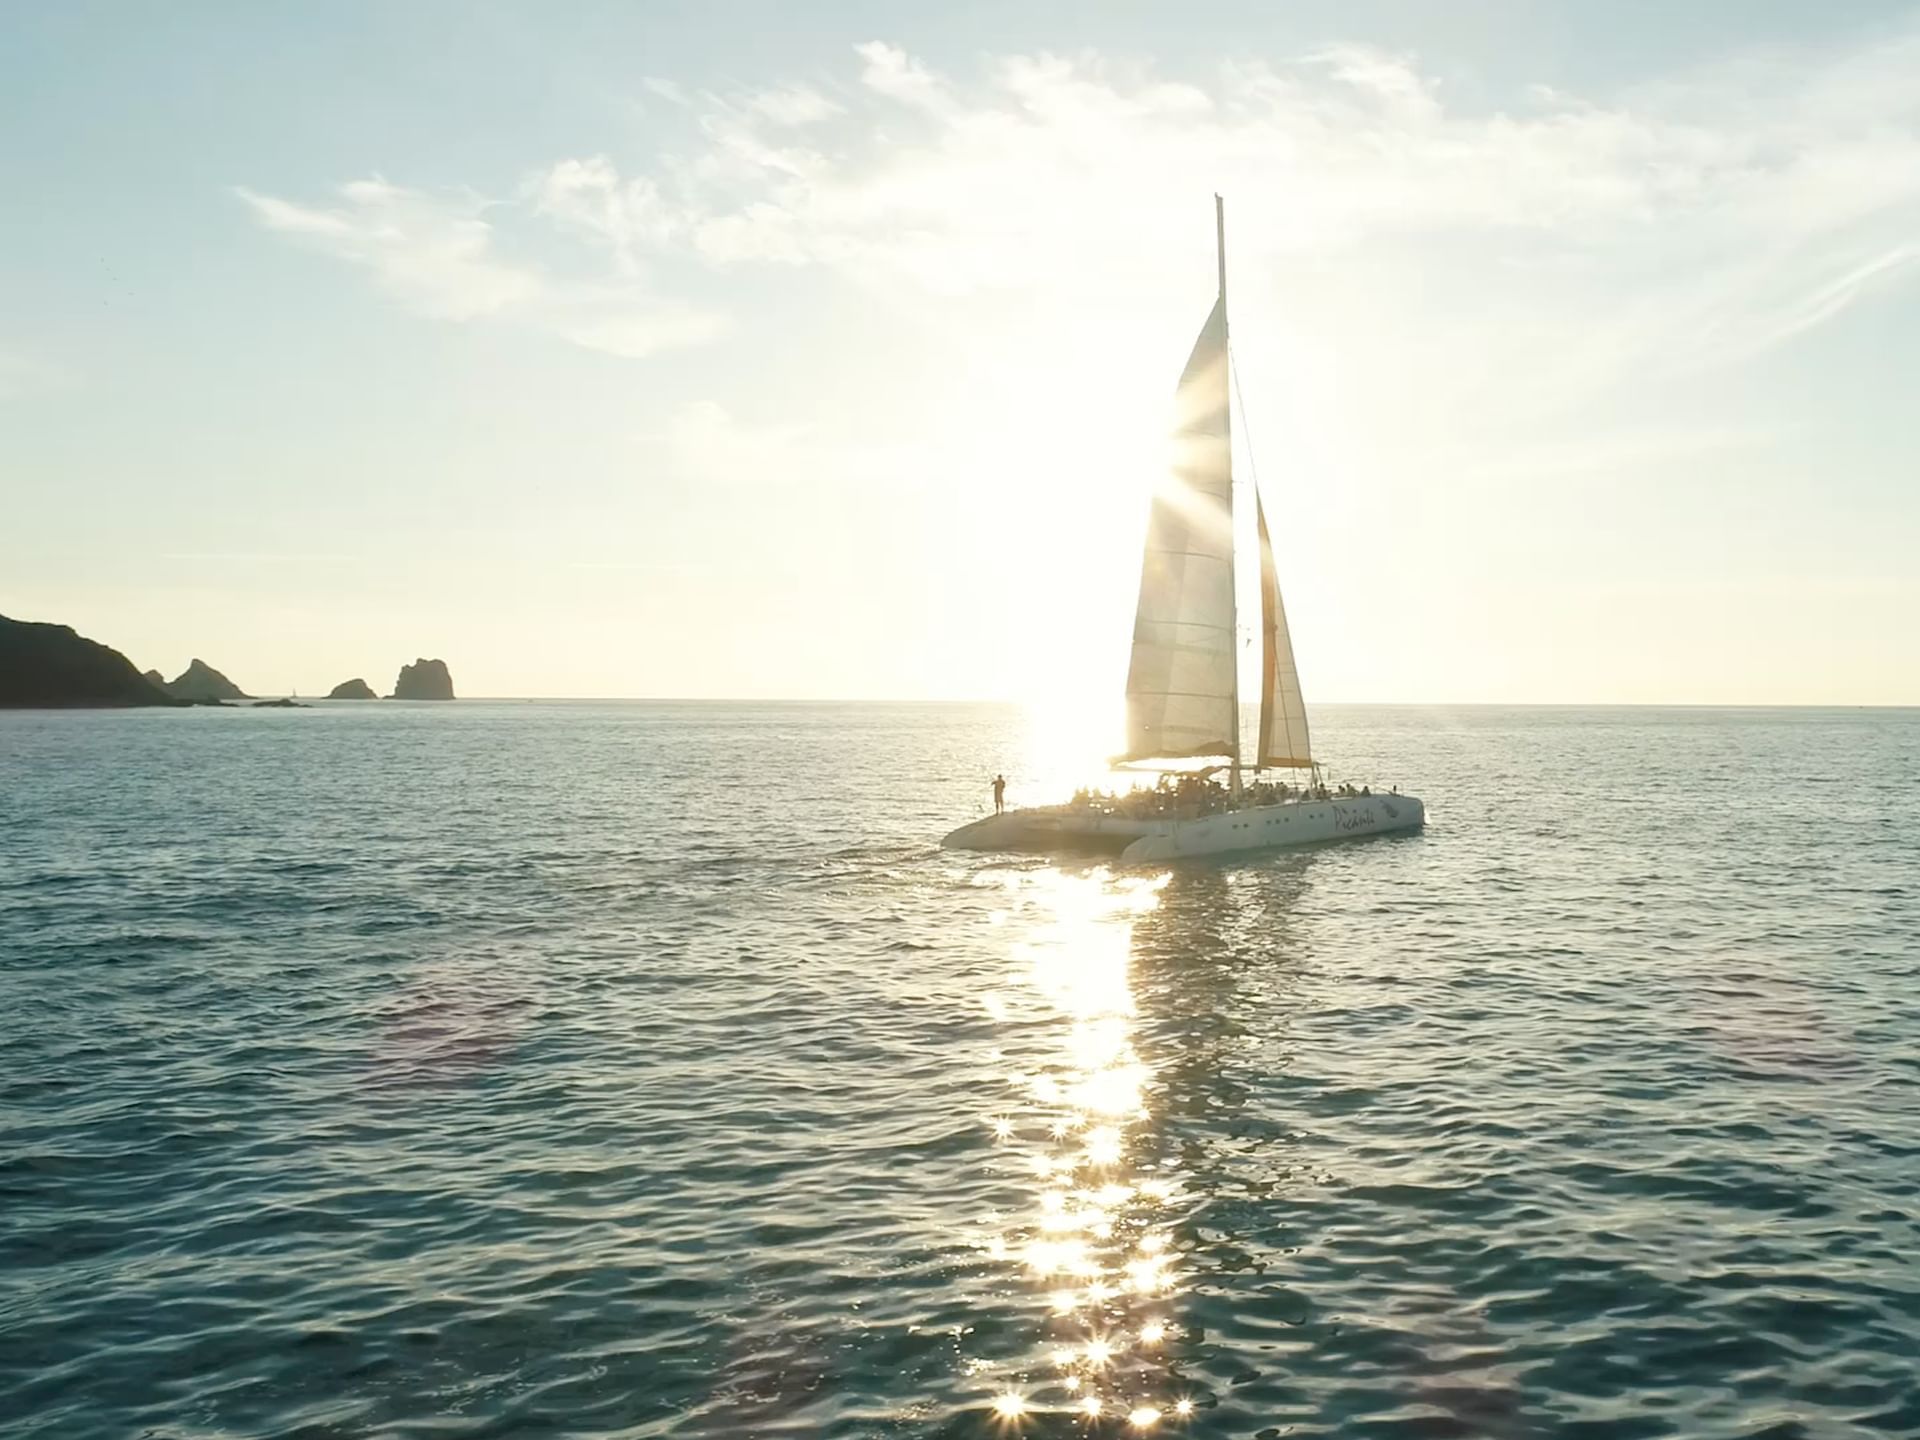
943 197 1424 863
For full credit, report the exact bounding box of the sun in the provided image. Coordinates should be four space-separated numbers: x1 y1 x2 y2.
1018 691 1127 798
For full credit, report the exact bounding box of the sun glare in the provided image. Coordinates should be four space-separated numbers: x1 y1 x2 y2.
1019 693 1131 803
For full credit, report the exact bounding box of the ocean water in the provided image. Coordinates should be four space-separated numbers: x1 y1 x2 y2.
2 702 1918 1440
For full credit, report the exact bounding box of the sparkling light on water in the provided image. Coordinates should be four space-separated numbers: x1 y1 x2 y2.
974 867 1191 1428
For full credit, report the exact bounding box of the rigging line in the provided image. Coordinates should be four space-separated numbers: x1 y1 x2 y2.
1228 348 1264 655
1228 348 1263 503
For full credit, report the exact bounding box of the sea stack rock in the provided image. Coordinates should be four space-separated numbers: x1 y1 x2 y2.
326 677 377 700
0 614 179 707
391 658 454 700
167 659 249 702
142 668 167 689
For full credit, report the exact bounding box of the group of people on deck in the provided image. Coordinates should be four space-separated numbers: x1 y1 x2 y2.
1042 773 1379 820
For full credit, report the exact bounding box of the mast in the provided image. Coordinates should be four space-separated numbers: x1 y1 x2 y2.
1218 193 1242 794
1216 192 1227 304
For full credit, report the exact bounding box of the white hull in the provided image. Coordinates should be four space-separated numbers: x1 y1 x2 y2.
942 793 1423 863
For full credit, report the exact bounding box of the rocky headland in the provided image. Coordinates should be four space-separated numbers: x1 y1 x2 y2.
1 614 179 707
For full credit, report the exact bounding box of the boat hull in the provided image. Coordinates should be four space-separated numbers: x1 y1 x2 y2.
941 794 1424 862
939 810 1159 856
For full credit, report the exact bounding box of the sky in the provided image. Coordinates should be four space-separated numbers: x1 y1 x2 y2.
4 0 1918 704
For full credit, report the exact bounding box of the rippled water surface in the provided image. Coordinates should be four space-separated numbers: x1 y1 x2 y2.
4 702 1919 1439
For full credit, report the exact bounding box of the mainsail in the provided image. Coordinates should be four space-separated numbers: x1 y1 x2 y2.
1122 196 1311 771
1120 281 1237 762
1254 490 1314 767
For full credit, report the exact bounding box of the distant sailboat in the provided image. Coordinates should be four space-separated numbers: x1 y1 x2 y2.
944 197 1423 862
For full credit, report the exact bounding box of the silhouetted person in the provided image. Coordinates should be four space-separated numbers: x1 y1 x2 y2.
992 774 1007 814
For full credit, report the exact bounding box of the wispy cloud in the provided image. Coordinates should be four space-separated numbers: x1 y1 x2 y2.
238 180 538 320
744 84 842 127
853 40 953 113
236 178 723 358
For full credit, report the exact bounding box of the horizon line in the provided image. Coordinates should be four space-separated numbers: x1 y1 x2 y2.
295 696 1920 709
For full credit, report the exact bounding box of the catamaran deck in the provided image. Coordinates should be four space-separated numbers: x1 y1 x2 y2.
943 791 1424 862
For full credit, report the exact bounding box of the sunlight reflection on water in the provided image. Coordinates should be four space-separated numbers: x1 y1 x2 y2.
973 867 1196 1431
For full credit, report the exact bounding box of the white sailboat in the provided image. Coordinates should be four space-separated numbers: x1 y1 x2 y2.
943 197 1424 863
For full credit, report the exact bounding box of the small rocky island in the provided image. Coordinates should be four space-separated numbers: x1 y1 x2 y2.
1 614 178 707
3 611 458 710
167 659 249 703
391 658 455 701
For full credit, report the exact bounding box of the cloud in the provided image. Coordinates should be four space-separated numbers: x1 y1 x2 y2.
642 76 689 106
1720 242 1920 360
239 180 538 321
237 178 722 358
854 40 951 112
532 157 678 276
744 85 842 127
242 26 1920 385
609 32 1920 344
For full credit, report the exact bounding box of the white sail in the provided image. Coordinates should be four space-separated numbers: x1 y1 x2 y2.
1254 490 1314 768
1120 291 1237 761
